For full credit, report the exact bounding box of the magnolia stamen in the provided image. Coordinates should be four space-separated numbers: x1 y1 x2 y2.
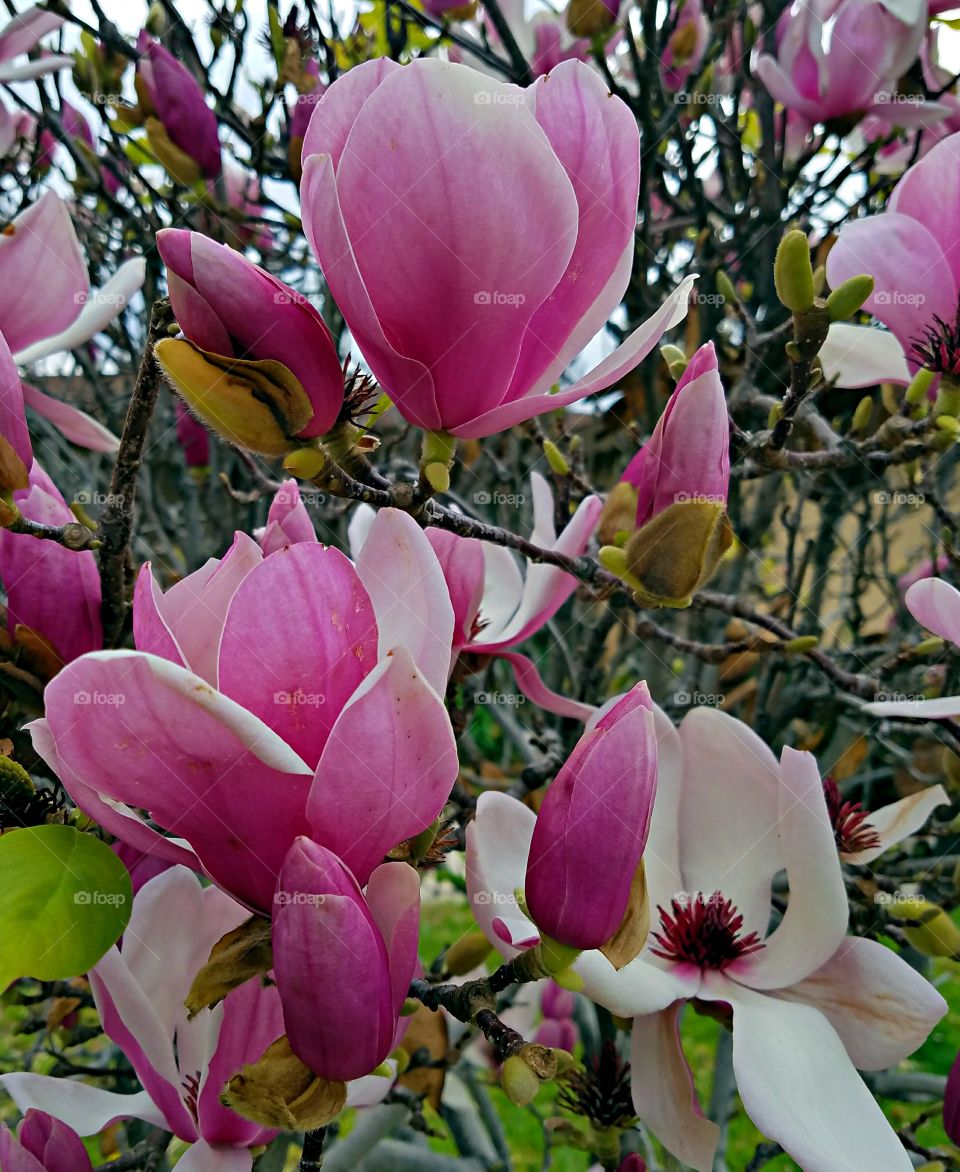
650 891 764 969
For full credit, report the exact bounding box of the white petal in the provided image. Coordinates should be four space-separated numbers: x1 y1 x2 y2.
863 695 960 719
819 323 910 389
174 1141 254 1172
465 791 537 957
843 784 949 865
0 1073 166 1132
577 951 698 1017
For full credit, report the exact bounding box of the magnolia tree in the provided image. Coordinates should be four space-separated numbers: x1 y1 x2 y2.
2 0 960 1169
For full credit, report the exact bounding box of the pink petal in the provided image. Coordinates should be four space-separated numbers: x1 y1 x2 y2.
453 274 697 438
41 651 313 912
775 936 946 1071
307 647 458 885
0 7 64 62
132 562 188 666
259 479 316 555
735 748 848 990
496 651 596 721
888 130 960 287
629 1006 718 1172
506 60 640 399
300 153 439 430
172 1143 254 1172
0 331 30 470
826 213 956 353
20 383 120 452
355 508 454 696
15 259 145 366
905 576 960 644
365 861 421 1017
301 56 401 172
708 977 915 1172
218 543 378 767
0 191 86 355
17 1109 93 1172
425 528 485 650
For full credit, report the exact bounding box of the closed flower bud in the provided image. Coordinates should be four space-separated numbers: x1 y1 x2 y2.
526 683 657 951
566 0 620 38
774 230 815 314
502 1053 542 1106
621 498 733 608
826 274 874 323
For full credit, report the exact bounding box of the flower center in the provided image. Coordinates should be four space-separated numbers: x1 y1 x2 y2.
182 1070 201 1124
823 777 881 855
911 305 960 376
650 891 764 970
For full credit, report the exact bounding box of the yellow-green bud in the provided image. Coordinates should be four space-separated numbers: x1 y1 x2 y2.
851 395 874 434
935 415 960 437
774 229 815 314
934 378 960 418
660 343 688 381
542 439 570 476
420 430 457 494
905 368 936 406
825 274 874 322
501 1054 541 1106
782 635 819 654
715 270 736 304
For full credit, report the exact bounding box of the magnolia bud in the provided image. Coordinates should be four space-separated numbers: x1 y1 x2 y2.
715 270 736 304
850 395 873 434
221 1035 348 1127
888 897 960 958
826 274 874 322
502 1054 541 1106
145 116 202 186
599 858 649 971
621 499 734 608
421 430 457 494
444 930 494 975
542 439 570 476
934 379 960 419
598 481 640 547
774 230 815 314
566 0 618 37
905 368 936 406
155 339 314 457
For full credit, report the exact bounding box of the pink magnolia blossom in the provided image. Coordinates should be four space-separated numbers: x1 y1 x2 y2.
136 33 221 179
755 0 936 132
0 1111 92 1172
1 867 284 1172
660 0 709 93
274 839 419 1081
32 511 458 912
0 460 102 664
824 131 960 390
533 982 579 1051
525 682 657 950
468 704 946 1171
622 341 729 526
0 6 71 158
157 229 346 439
0 191 144 453
531 22 589 76
256 479 317 555
300 58 695 439
349 473 602 720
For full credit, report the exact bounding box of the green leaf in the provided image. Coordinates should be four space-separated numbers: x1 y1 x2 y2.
0 825 132 987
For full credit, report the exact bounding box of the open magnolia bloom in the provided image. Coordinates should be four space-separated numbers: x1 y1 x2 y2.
866 575 960 718
300 57 695 439
349 473 602 720
0 868 286 1172
468 705 947 1171
824 131 960 389
0 190 145 452
31 509 458 913
0 6 72 156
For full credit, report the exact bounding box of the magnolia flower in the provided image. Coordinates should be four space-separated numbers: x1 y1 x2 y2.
135 33 221 181
823 131 960 389
468 705 946 1171
256 479 317 555
660 0 709 93
1 868 285 1171
300 58 695 439
274 839 419 1081
866 576 960 718
32 511 458 913
0 190 144 452
0 1111 92 1172
0 459 102 666
755 0 936 132
349 473 602 719
156 229 346 452
175 400 211 470
0 6 72 157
